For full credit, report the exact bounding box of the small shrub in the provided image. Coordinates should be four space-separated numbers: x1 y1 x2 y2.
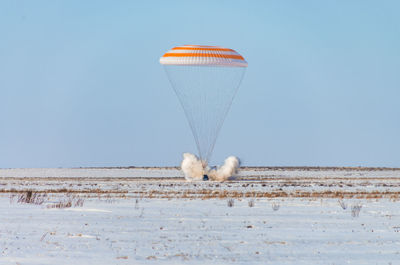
338 200 347 210
48 201 72 209
227 198 234 207
138 208 144 218
74 198 84 207
9 194 16 203
100 194 115 204
15 191 45 205
248 199 255 207
351 204 362 217
47 196 85 209
272 203 280 211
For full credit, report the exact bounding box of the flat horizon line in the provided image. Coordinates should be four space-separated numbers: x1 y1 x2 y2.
1 166 400 171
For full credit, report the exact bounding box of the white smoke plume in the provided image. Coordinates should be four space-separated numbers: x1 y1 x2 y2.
180 153 240 182
208 156 240 181
181 153 205 181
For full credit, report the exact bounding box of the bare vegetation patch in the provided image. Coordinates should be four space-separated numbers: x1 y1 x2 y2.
10 191 46 205
2 169 400 201
4 188 400 200
47 195 85 209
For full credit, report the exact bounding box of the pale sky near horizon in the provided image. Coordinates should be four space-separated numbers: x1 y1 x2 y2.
1 1 399 168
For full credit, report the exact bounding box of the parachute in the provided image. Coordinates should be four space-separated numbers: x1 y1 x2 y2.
160 45 247 165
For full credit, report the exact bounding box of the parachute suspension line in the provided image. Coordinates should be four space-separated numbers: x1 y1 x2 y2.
164 65 246 163
164 66 203 163
204 67 246 162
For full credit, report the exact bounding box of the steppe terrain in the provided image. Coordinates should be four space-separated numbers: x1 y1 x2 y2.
1 167 400 264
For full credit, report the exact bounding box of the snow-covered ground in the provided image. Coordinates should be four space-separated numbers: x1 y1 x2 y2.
1 167 399 179
1 168 400 264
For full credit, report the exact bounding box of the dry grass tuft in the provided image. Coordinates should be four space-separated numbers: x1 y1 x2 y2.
12 191 46 205
47 195 85 209
248 199 255 207
272 203 280 211
338 199 347 210
351 204 362 217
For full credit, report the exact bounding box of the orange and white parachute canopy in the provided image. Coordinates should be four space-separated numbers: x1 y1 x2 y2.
160 45 248 67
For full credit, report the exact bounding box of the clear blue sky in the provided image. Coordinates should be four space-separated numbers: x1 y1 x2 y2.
1 1 399 168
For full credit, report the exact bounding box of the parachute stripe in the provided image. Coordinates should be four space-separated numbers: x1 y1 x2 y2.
159 58 247 67
165 50 239 56
162 53 244 60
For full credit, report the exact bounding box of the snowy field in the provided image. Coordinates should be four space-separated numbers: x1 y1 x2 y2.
1 167 400 264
